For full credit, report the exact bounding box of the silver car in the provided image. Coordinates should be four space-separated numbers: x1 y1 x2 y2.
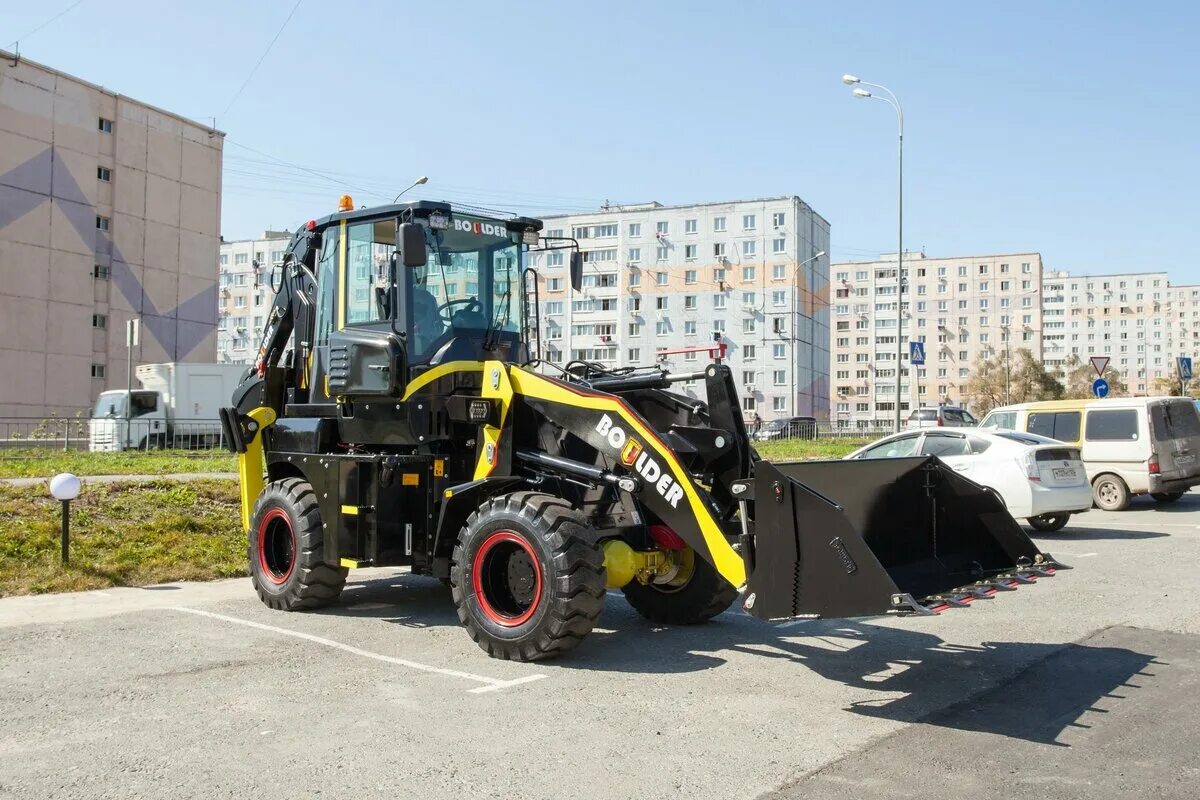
906 406 978 429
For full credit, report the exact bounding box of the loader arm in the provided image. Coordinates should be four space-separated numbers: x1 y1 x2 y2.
500 363 747 587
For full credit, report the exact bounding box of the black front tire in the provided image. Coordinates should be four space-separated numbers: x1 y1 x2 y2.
249 478 347 611
451 492 605 661
622 549 739 625
1151 492 1185 504
1028 513 1071 532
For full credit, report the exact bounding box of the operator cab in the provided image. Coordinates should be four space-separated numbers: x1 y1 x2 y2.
292 199 542 405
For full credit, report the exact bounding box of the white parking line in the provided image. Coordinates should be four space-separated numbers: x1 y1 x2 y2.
169 607 546 694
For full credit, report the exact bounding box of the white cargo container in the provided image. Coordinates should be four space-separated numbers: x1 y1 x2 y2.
89 363 248 451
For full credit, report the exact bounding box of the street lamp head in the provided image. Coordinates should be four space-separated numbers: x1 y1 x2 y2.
852 88 872 99
842 74 860 85
414 176 429 186
815 250 826 259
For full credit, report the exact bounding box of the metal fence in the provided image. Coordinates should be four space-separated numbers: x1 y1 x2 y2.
748 421 895 442
0 417 230 452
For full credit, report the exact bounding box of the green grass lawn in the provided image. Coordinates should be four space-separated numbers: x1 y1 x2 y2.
0 480 245 596
0 449 237 479
754 437 872 461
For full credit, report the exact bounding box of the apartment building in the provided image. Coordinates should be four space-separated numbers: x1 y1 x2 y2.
531 197 831 420
216 230 292 363
830 252 1043 427
0 51 223 417
1043 270 1200 393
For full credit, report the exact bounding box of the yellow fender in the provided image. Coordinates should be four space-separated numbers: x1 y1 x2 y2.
237 406 277 532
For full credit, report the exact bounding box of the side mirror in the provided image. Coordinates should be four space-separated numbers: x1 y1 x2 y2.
570 251 584 292
399 222 427 268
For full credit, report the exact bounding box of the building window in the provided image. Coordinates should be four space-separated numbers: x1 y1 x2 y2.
714 268 726 283
743 318 756 334
714 294 727 309
743 214 756 231
92 314 107 329
684 219 698 234
656 321 669 335
684 320 697 335
629 223 641 236
773 264 786 280
98 117 113 133
97 166 112 182
96 215 110 231
656 271 668 286
773 370 786 386
772 290 787 306
684 244 697 260
628 248 641 262
742 240 756 257
771 238 785 254
656 245 669 261
773 343 785 359
93 264 110 279
628 348 640 361
220 254 229 266
742 266 755 281
772 212 786 227
685 269 697 284
656 297 669 310
235 253 249 265
684 295 697 309
714 242 726 258
713 216 726 232
744 345 757 359
656 221 669 235
548 278 563 291
629 271 640 287
91 364 106 378
548 252 564 267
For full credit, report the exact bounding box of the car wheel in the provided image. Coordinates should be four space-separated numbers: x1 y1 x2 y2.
1151 492 1185 504
1092 473 1131 511
1028 513 1070 532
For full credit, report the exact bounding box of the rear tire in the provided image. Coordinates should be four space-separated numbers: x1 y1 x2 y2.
249 478 348 610
451 492 605 661
622 549 739 625
1028 513 1070 532
1151 491 1185 503
1092 473 1131 511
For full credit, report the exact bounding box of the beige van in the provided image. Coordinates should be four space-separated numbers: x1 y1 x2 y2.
978 397 1200 510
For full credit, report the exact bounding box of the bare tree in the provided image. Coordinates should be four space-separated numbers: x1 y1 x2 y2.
964 348 1064 414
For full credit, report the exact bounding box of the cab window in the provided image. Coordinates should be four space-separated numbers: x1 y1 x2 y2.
857 435 921 459
1086 409 1139 441
345 220 395 325
982 411 1016 429
1027 411 1080 442
314 228 339 345
130 391 158 417
920 433 970 457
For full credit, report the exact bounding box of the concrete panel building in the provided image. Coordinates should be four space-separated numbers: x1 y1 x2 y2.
0 51 223 418
830 252 1043 426
532 197 831 420
1043 270 1200 393
217 231 292 364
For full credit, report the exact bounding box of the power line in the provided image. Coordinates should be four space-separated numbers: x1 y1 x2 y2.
6 0 87 50
220 0 303 120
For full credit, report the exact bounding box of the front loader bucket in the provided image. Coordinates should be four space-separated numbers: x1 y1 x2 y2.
743 457 1066 621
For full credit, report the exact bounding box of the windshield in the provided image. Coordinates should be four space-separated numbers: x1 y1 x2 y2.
93 392 124 417
408 217 521 360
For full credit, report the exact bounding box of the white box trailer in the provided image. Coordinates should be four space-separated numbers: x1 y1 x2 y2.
89 363 248 451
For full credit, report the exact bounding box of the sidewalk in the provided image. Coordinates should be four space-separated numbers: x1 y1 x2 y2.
1 472 237 488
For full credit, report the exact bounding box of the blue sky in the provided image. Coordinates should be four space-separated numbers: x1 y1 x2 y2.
5 0 1198 281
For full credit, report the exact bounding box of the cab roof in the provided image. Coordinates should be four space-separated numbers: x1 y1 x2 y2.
308 200 543 234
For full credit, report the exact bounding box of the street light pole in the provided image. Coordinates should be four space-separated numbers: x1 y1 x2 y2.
790 249 827 417
844 74 904 432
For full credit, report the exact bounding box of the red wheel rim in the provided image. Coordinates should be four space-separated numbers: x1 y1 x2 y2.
471 530 543 627
257 508 296 585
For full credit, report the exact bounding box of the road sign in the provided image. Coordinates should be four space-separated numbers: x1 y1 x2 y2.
909 341 926 366
1178 356 1193 381
1092 377 1110 398
1089 356 1109 377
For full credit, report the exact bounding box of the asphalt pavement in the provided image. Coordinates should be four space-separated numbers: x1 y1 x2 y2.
1 491 1197 799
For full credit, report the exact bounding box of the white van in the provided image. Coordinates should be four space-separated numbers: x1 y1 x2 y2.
978 397 1200 510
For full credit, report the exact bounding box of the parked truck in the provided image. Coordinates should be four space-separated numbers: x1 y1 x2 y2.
90 363 248 451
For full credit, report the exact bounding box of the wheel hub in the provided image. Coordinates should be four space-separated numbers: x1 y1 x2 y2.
472 530 543 627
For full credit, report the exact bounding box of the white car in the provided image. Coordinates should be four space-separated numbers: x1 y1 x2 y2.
844 429 1092 531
